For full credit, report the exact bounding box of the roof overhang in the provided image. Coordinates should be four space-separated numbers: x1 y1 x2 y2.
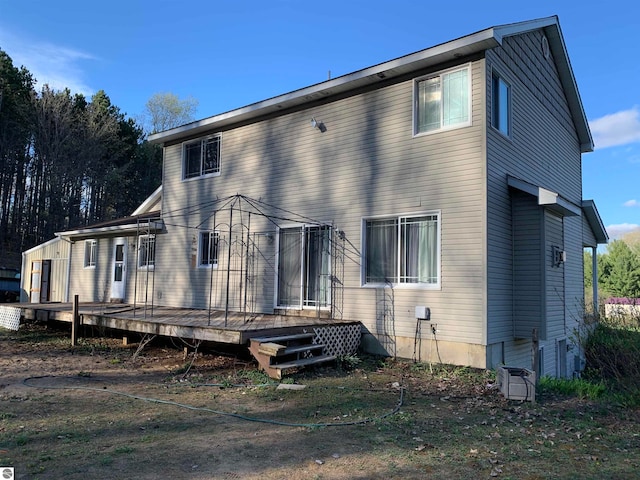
56 217 164 241
148 30 498 145
22 236 62 255
132 185 162 216
148 16 592 153
582 199 609 244
507 175 581 217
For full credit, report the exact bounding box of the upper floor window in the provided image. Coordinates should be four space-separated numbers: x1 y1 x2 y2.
84 239 97 268
363 213 440 287
415 66 470 135
198 231 219 267
492 72 511 136
183 135 221 180
138 235 156 269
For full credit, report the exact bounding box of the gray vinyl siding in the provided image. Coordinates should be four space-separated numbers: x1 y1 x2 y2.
544 210 565 343
512 191 543 339
157 59 487 349
563 214 584 376
486 30 584 366
582 214 597 248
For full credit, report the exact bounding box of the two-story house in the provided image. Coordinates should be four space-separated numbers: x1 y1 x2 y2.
21 16 608 377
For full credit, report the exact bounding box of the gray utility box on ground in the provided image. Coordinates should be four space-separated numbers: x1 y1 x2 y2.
497 366 536 402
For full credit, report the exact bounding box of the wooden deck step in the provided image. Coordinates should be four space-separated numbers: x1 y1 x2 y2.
250 332 314 344
273 354 336 371
281 344 324 356
257 342 287 356
248 332 335 379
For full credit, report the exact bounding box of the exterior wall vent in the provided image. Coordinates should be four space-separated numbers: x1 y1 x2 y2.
542 35 550 59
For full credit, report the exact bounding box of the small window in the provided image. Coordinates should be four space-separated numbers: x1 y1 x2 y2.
138 235 156 269
84 240 97 268
415 66 471 135
364 213 440 286
198 231 219 267
183 135 221 180
492 72 511 136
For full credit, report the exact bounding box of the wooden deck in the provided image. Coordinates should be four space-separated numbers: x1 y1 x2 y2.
15 302 359 345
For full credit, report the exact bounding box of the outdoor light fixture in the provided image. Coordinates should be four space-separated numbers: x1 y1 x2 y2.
310 117 326 132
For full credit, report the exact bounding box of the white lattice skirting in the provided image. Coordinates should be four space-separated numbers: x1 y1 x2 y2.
0 306 21 331
312 323 361 357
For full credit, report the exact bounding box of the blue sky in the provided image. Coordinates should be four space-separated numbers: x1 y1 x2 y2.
1 0 638 241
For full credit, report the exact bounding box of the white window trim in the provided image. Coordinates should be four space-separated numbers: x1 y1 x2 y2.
413 64 472 137
181 134 222 182
84 239 97 269
361 210 441 289
197 230 220 269
137 234 156 270
491 68 512 138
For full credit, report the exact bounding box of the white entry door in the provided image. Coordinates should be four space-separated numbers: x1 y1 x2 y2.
110 238 127 301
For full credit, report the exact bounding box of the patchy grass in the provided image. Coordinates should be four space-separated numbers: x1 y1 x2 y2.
539 376 607 400
1 323 639 479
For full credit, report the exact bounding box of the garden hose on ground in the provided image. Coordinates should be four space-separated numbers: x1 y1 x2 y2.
22 375 404 428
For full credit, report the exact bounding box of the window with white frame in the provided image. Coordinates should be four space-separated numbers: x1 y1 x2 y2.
415 66 470 135
198 231 219 267
138 235 155 269
492 71 511 136
183 135 221 180
364 213 439 286
84 239 97 268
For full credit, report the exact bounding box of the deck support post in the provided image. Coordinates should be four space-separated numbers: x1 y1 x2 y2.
71 295 80 346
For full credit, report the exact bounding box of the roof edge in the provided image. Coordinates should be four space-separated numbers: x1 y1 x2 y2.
132 185 162 216
149 27 503 144
582 199 609 244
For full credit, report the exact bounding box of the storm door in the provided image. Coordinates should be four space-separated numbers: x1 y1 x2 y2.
277 226 330 308
110 238 127 301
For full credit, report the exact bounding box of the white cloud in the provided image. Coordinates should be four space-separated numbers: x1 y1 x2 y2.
0 29 95 97
606 223 640 239
590 107 640 150
624 200 640 207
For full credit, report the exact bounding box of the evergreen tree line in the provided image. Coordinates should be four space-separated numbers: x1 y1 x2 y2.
0 49 162 268
585 233 640 300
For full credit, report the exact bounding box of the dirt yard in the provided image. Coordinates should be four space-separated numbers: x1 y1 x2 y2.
1 321 639 479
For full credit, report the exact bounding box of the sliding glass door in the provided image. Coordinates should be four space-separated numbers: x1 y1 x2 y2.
277 225 330 308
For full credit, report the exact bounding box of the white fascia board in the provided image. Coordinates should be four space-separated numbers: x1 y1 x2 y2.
492 16 558 43
56 221 164 240
22 236 61 255
507 176 580 216
148 30 499 145
132 185 162 216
